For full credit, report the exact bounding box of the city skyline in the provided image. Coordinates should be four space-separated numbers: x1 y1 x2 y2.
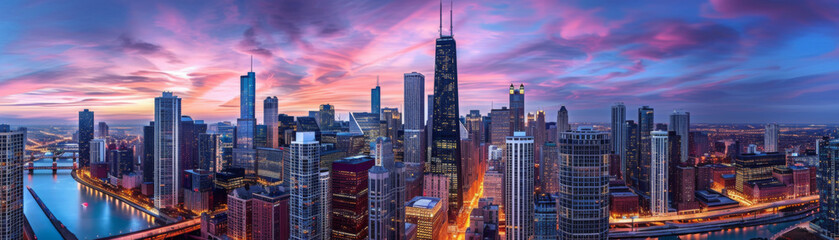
2 0 839 125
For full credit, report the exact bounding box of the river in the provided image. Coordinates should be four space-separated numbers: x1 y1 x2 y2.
23 158 158 240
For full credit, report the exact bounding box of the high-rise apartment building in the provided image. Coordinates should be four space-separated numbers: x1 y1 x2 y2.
611 102 627 177
505 132 534 240
320 169 331 240
79 109 94 167
509 84 525 132
0 125 25 240
264 96 278 148
556 127 610 239
650 131 669 216
289 132 323 239
764 123 779 152
669 110 690 163
815 138 839 238
154 92 181 208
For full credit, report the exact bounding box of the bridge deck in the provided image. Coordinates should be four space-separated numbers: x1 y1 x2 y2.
27 186 79 240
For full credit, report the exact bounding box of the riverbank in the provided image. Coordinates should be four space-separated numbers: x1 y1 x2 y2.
610 205 817 239
70 169 176 223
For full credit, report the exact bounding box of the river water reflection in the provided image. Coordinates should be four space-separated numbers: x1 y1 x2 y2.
23 158 158 240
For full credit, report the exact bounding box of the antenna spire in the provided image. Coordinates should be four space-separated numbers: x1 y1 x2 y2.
250 55 253 72
439 0 443 37
450 0 453 36
377 75 380 86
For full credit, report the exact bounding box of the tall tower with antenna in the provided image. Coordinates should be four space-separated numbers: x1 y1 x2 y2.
430 0 462 223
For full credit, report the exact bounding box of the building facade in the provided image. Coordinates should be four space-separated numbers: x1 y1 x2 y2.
764 123 779 152
154 92 181 208
0 125 25 240
505 132 534 239
289 132 323 239
264 96 278 149
650 131 669 216
557 127 610 239
79 109 94 167
611 103 626 177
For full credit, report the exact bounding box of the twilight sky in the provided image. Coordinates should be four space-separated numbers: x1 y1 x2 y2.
1 0 838 125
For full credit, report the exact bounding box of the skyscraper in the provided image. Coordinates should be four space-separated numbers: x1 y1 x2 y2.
490 107 511 148
97 121 109 138
319 104 335 130
509 84 525 132
142 122 155 195
0 125 25 240
372 79 381 116
669 110 690 163
404 72 425 168
650 130 669 216
611 102 627 178
368 137 406 240
625 120 639 190
557 106 569 133
534 194 558 240
264 96 279 149
79 109 94 167
764 123 779 152
556 127 610 239
638 106 654 196
465 110 482 142
814 138 839 238
505 132 534 240
431 12 463 221
540 142 558 194
241 70 256 119
331 156 375 240
533 110 546 190
154 92 181 208
320 169 331 240
290 132 322 239
237 69 257 150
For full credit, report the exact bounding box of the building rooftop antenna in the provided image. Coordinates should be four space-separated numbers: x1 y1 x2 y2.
450 0 453 36
250 55 253 72
377 75 380 86
439 0 443 37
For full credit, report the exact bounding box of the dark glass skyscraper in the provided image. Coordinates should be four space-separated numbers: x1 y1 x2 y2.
431 31 463 222
815 137 839 238
79 109 94 167
371 80 381 115
638 106 654 196
509 84 525 132
240 71 255 119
